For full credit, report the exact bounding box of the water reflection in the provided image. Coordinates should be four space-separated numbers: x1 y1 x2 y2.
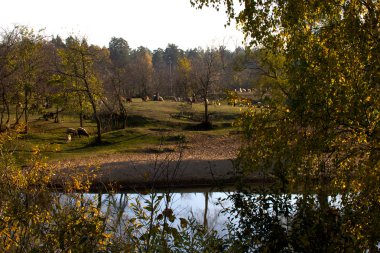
56 191 379 251
81 192 231 234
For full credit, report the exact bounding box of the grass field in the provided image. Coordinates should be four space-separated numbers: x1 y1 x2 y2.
10 100 242 165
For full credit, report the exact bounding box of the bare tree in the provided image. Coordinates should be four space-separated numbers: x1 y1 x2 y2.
191 48 221 127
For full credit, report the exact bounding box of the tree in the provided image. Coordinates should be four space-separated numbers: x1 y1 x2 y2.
57 37 104 143
109 37 130 68
0 27 22 131
130 47 153 97
152 48 166 95
191 48 221 127
164 44 183 96
177 56 192 97
14 28 47 133
51 35 65 48
103 37 131 129
192 0 380 250
0 27 53 132
217 45 236 90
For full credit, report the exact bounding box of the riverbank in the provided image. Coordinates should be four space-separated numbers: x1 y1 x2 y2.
51 134 271 191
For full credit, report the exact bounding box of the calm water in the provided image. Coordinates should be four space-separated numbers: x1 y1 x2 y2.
92 191 232 232
55 190 233 235
78 192 334 232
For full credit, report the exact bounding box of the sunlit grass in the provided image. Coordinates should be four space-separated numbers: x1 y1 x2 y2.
12 100 243 165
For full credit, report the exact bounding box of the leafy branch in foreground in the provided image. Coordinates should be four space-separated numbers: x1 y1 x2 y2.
0 129 226 252
193 0 380 251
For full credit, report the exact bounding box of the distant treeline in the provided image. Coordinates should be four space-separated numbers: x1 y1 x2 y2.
0 26 266 140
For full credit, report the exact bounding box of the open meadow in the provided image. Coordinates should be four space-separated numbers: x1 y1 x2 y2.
0 0 378 250
12 100 243 166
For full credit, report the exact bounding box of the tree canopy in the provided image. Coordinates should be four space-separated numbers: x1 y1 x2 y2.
192 0 380 250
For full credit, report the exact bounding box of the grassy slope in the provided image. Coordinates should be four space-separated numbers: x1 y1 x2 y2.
13 100 242 165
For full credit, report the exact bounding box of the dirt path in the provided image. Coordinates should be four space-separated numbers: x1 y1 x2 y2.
52 133 260 191
55 133 241 166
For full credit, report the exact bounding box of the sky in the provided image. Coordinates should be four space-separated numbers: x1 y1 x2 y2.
1 0 245 51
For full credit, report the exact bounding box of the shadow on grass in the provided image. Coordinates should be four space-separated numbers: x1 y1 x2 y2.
141 147 176 154
183 121 215 131
213 113 240 121
62 133 150 152
164 135 185 142
149 128 172 132
126 115 155 127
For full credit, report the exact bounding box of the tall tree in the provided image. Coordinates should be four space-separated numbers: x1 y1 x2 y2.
152 48 167 95
130 47 153 97
57 37 104 143
103 37 131 129
191 48 221 126
16 28 47 133
164 44 183 96
177 55 192 97
192 0 380 250
0 27 23 131
109 37 130 68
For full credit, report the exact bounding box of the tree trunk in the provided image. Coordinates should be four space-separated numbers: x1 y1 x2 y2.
0 108 3 132
79 112 83 127
97 193 102 210
88 97 101 143
15 103 20 125
93 110 102 143
204 97 209 124
204 192 209 228
15 107 26 127
0 100 9 132
0 93 4 132
5 99 10 128
83 78 101 143
119 99 127 129
54 105 59 123
24 87 29 133
204 89 209 124
78 95 83 127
